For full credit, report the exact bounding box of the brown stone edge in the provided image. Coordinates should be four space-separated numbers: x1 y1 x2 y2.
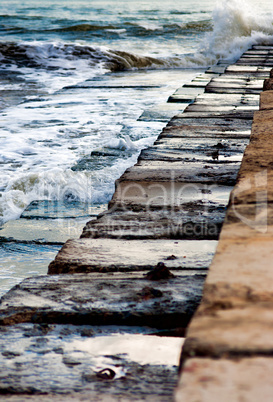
178 69 273 372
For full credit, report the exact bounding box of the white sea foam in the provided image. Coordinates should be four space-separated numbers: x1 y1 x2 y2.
0 169 91 223
198 0 273 64
105 135 138 151
0 134 157 224
0 1 271 89
0 0 272 226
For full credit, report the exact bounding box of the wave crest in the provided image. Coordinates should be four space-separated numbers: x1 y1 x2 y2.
0 1 272 75
199 0 273 63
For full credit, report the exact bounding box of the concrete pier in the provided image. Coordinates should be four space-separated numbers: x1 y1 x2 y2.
175 66 273 401
0 46 272 400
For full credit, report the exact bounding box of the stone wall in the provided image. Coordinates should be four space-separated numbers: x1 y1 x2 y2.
175 64 273 401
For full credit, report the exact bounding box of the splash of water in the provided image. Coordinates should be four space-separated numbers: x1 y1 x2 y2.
198 0 273 64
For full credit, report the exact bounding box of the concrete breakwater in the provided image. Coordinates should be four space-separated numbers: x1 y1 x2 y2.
175 62 273 399
0 45 272 400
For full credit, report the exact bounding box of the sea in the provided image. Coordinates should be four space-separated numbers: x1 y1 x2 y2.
0 0 273 296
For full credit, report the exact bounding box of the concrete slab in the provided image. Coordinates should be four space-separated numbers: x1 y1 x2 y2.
0 272 206 329
175 357 273 402
119 159 240 185
225 66 259 73
205 86 262 95
185 104 237 113
21 200 107 220
193 93 248 106
138 103 187 121
109 181 231 208
260 90 273 109
168 94 197 103
199 236 273 300
183 81 208 88
0 217 89 244
147 137 248 156
48 238 217 273
206 65 227 74
80 208 224 240
173 110 255 119
0 324 180 400
158 125 251 139
167 85 207 103
167 116 253 132
244 50 271 55
237 58 273 65
182 304 273 359
138 147 243 163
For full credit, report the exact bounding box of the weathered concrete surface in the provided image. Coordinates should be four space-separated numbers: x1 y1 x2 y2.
176 52 273 401
1 45 272 400
75 59 265 242
0 272 205 329
0 324 181 401
176 358 273 402
260 89 273 108
48 239 216 274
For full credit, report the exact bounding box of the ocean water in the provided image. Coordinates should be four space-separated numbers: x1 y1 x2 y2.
0 0 273 295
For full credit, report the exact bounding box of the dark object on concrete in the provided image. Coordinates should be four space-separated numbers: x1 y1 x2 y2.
96 368 116 380
211 149 219 160
165 255 178 260
145 262 175 280
137 286 163 300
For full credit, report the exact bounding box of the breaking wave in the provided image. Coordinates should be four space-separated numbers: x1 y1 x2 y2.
0 42 166 72
0 0 273 225
199 0 273 64
0 0 273 76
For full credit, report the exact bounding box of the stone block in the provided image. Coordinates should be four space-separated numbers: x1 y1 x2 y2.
47 238 217 274
0 272 206 329
175 358 273 402
260 90 273 109
182 305 273 358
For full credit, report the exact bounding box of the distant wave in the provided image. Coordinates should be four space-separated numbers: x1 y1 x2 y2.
180 20 212 32
51 23 118 33
0 20 213 36
0 1 273 74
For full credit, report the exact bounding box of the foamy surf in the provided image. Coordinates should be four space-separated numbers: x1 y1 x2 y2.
0 133 156 224
0 0 273 226
198 0 273 64
0 1 272 91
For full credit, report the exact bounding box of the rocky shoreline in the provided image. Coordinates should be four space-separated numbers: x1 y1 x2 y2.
0 46 272 400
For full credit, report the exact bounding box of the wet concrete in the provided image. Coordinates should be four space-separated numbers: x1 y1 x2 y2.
1 45 272 400
0 324 181 401
0 272 205 329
